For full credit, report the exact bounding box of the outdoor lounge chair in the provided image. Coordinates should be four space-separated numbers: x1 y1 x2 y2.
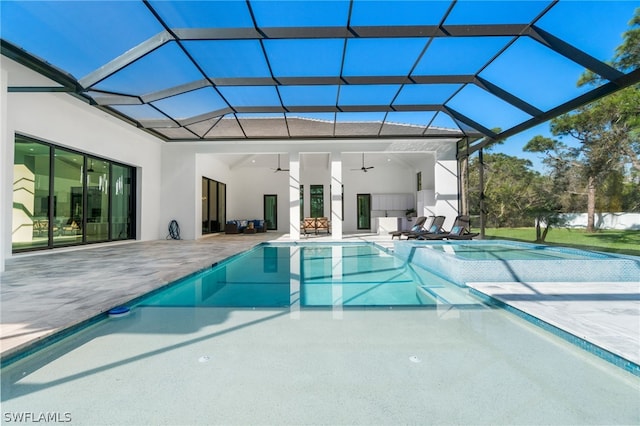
406 215 445 239
302 217 317 236
418 215 479 240
316 217 331 234
389 216 428 239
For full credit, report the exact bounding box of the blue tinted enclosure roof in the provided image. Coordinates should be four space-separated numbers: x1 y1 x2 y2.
1 0 639 152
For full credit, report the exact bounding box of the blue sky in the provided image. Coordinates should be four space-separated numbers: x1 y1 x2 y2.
1 0 636 165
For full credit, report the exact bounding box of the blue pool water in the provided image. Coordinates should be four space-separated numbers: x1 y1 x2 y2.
2 242 638 424
427 242 610 260
395 240 640 285
138 243 479 308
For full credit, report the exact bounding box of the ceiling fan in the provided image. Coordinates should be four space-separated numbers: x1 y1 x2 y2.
352 153 374 173
272 154 290 173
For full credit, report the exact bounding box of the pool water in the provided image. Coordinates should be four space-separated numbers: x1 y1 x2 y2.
1 242 638 425
139 244 478 308
396 240 640 284
428 242 608 260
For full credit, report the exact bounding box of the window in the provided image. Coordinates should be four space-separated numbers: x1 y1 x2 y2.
264 194 277 230
202 176 226 234
357 194 371 229
12 135 135 252
310 184 324 217
417 171 422 191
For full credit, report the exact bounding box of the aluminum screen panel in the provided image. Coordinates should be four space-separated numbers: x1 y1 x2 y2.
184 40 272 79
1 1 161 79
279 86 339 107
536 1 638 67
265 39 344 78
444 1 550 25
148 0 254 28
2 0 637 143
395 85 461 105
94 42 203 96
351 0 451 26
480 37 594 111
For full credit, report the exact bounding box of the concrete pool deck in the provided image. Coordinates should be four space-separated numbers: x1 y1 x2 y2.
1 234 638 371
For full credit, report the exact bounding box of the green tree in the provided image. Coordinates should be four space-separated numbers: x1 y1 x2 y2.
526 174 565 242
531 9 640 232
521 136 571 241
468 153 540 227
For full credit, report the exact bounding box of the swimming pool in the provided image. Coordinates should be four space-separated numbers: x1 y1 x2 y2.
395 240 640 285
139 244 478 308
1 242 638 425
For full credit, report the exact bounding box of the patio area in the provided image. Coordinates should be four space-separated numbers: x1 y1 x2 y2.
1 233 638 376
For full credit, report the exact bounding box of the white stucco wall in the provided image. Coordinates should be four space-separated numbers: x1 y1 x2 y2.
342 161 416 231
166 148 434 236
559 212 640 230
1 68 9 272
1 59 164 264
2 58 462 269
434 157 460 231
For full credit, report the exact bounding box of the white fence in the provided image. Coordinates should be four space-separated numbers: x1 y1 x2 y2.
559 213 640 230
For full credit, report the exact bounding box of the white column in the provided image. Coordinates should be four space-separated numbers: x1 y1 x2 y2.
330 152 343 240
1 69 9 272
288 152 300 240
434 158 459 230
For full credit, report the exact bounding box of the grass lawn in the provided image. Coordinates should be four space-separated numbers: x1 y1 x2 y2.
474 227 640 257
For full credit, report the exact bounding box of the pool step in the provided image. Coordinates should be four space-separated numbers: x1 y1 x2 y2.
417 285 477 305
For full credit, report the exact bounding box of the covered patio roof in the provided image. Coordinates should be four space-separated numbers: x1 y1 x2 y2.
2 1 639 155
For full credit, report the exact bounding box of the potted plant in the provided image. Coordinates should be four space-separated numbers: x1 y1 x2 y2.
405 208 416 219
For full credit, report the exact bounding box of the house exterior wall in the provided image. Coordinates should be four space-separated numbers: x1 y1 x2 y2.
434 158 460 231
1 59 164 267
1 68 9 272
342 161 416 231
1 59 461 270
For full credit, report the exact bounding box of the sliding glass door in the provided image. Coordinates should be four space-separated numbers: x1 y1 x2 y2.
111 164 133 240
86 157 110 242
12 139 50 250
53 148 84 246
12 135 135 252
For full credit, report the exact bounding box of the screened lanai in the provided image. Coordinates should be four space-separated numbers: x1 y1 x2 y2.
1 1 640 260
2 0 638 146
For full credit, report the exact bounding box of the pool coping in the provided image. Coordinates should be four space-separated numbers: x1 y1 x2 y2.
2 235 639 379
469 287 640 377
